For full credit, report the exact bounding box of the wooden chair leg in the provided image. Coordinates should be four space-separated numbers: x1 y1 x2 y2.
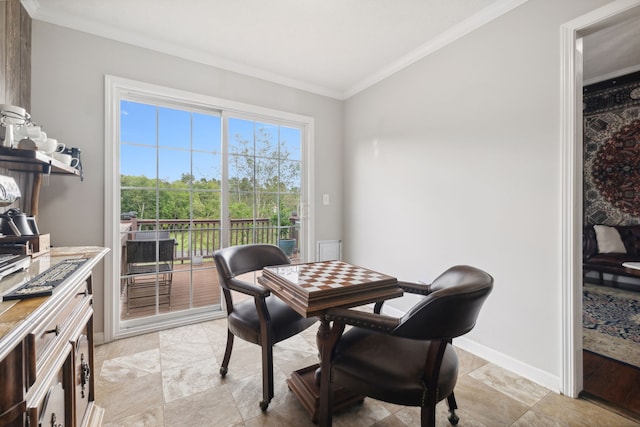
220 331 234 377
420 404 436 427
446 392 459 425
260 344 274 411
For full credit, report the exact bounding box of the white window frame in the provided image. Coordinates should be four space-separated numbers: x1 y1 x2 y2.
104 75 315 342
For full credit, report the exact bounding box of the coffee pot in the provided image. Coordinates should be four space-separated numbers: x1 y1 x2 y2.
0 208 36 236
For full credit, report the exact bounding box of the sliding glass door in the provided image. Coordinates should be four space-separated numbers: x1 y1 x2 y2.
106 76 313 338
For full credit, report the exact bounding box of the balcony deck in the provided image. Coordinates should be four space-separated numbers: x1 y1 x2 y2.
119 218 300 321
120 255 300 320
120 258 222 320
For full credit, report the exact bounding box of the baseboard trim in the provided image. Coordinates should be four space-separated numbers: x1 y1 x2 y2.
372 303 561 393
94 331 105 346
454 336 560 393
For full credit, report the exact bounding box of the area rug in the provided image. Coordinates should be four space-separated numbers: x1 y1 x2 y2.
583 283 640 368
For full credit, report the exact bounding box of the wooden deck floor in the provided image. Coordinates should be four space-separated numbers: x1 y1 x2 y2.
119 253 300 321
120 259 222 320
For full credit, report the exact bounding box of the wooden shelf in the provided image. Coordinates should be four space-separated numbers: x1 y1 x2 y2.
0 147 81 218
0 147 80 175
0 234 50 257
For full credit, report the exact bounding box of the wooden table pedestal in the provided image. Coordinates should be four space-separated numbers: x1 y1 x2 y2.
286 364 364 422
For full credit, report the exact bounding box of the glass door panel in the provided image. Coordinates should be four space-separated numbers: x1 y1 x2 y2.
226 117 302 261
119 100 223 325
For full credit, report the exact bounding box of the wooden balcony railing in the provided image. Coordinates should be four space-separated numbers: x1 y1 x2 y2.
122 218 298 262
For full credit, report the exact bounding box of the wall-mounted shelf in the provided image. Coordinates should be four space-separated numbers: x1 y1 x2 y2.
0 147 81 218
0 147 80 176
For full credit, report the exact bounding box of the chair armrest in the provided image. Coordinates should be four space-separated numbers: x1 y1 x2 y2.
374 280 430 313
228 277 270 298
325 307 400 333
398 280 431 295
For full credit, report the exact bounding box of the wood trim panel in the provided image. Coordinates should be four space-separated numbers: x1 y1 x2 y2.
0 0 31 109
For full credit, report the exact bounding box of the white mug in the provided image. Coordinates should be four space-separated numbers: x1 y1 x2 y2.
15 126 41 139
55 142 66 153
33 130 47 144
53 152 79 168
38 137 57 154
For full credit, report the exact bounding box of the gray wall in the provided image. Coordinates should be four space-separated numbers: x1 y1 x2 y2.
343 0 611 390
30 21 343 335
30 0 624 393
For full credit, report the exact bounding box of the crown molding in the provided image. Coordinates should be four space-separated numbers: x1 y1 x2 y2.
22 0 527 101
342 0 529 99
22 0 344 99
20 0 39 16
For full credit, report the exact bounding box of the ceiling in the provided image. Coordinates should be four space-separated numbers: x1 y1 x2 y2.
22 0 522 99
582 8 640 85
21 0 640 99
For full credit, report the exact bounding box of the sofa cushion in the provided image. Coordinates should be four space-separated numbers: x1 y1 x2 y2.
594 225 626 253
616 225 640 256
586 253 638 267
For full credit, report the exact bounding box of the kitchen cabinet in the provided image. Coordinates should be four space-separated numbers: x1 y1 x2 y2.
0 246 108 427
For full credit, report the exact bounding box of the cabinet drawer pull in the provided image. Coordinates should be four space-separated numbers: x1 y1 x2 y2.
45 325 60 336
51 412 63 427
77 288 88 297
81 353 91 398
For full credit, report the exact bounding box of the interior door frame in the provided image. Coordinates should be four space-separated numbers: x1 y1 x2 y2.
560 0 640 398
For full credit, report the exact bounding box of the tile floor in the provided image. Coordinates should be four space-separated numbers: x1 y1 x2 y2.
94 319 640 426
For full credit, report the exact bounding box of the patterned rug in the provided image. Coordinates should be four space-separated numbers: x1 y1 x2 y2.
583 283 640 368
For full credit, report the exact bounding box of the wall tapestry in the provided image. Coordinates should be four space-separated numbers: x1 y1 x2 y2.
583 71 640 226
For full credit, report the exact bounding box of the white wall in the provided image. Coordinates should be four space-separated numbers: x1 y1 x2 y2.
29 22 343 335
343 0 611 390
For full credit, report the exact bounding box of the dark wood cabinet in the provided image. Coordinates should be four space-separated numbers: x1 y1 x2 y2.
0 247 108 427
0 341 25 427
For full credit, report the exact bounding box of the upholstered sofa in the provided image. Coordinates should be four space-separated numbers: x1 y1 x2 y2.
583 224 640 284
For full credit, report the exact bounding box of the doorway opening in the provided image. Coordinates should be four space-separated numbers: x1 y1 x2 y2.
560 0 640 412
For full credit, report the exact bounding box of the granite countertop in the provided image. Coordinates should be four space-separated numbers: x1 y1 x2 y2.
0 246 108 351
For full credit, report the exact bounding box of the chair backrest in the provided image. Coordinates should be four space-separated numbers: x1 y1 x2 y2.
213 244 291 290
133 230 170 240
393 265 493 340
126 239 175 264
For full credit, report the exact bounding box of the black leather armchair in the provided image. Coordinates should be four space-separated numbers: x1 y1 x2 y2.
325 265 493 427
213 244 318 410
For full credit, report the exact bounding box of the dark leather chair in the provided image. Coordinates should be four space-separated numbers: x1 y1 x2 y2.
325 265 493 427
213 244 318 411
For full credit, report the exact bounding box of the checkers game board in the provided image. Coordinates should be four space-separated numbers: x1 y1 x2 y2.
259 260 400 317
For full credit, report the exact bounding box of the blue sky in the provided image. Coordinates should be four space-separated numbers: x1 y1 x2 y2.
120 100 301 182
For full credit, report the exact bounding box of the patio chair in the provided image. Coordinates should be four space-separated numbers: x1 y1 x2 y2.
324 265 493 427
132 229 170 240
213 244 318 411
125 238 175 312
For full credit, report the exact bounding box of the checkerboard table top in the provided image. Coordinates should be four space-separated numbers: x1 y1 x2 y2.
263 260 394 293
259 260 400 317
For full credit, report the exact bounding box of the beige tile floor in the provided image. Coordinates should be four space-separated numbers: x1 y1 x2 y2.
94 319 639 427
